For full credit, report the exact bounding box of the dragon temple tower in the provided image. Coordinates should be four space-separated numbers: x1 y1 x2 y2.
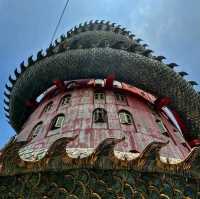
0 20 200 198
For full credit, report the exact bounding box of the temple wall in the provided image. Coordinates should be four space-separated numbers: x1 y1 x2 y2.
17 81 190 160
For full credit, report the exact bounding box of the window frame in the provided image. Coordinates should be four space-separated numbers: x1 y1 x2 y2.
28 122 43 141
60 94 71 106
93 108 107 123
43 101 53 113
119 110 133 125
94 91 105 101
50 114 65 130
115 93 126 102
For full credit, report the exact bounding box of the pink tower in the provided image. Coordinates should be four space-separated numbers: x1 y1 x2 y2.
1 21 199 198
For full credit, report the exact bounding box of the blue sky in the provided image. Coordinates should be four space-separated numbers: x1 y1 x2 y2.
0 0 200 147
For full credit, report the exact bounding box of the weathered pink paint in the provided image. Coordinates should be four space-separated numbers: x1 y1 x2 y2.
17 79 190 160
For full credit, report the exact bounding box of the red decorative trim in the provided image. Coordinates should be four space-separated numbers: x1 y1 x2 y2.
53 80 65 91
189 139 200 147
154 97 172 110
105 74 115 88
41 79 156 105
171 110 188 133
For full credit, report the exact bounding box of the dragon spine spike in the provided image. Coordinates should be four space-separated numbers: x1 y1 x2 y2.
142 49 154 56
20 61 26 72
60 35 65 41
5 113 9 119
46 44 54 56
129 34 135 38
4 99 9 106
5 84 12 92
37 50 44 60
70 27 74 32
4 106 9 112
69 29 75 37
14 68 20 78
55 39 59 45
75 26 80 33
66 30 71 37
155 56 166 61
100 20 105 24
4 91 10 99
142 44 148 47
188 81 198 86
167 63 178 68
69 28 73 33
28 56 34 65
179 71 189 77
66 31 71 37
8 75 16 85
135 38 143 43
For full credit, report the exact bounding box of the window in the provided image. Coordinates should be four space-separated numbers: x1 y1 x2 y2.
119 110 133 124
93 108 107 123
115 93 126 102
156 119 168 135
29 122 43 140
43 102 53 113
51 114 65 130
94 92 105 100
60 94 71 106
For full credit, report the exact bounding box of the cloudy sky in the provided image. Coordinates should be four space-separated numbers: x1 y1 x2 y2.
0 0 200 147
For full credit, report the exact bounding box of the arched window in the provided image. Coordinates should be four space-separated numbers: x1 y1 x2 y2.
115 93 126 102
119 110 133 125
43 101 53 113
50 114 65 130
60 94 71 106
93 108 107 123
29 122 43 140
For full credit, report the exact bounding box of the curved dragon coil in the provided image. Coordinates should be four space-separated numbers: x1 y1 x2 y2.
3 20 199 139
